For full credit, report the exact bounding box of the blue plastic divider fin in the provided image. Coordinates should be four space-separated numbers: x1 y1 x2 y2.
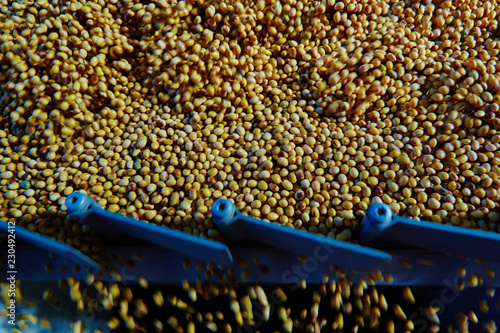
361 202 500 262
65 193 234 266
211 198 392 271
0 220 101 270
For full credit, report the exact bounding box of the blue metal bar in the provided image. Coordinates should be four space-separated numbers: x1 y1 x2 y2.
65 193 233 266
5 246 500 286
0 221 101 270
211 198 392 271
361 202 500 262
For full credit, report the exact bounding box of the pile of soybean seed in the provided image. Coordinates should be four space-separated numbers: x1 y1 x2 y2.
1 0 500 331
